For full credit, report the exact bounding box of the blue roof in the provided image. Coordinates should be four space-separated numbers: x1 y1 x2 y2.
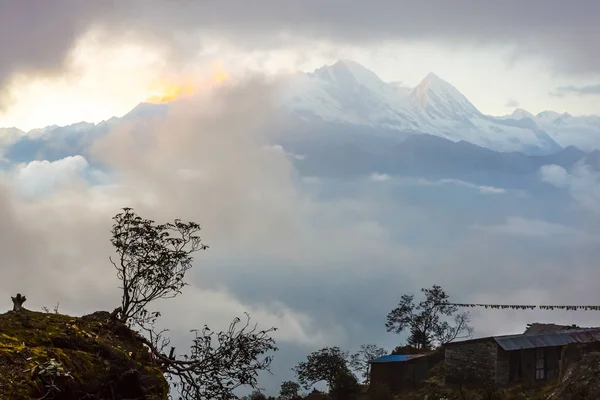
369 354 427 363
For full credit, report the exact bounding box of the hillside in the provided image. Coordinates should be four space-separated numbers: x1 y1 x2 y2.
0 309 168 399
291 133 590 184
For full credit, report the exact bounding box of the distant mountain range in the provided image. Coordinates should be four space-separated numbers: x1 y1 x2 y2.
291 133 596 185
498 109 600 151
278 60 599 155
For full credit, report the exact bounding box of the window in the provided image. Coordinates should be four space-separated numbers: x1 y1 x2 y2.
535 348 545 380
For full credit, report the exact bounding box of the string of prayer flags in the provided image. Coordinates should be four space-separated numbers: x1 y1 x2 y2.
449 303 600 311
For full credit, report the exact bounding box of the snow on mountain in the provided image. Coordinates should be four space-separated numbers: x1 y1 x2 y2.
501 109 600 151
507 108 535 120
281 60 561 155
282 60 419 131
5 59 598 157
410 72 480 120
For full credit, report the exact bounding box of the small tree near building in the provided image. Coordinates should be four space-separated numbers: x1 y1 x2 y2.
385 285 473 350
292 347 351 391
349 344 387 384
329 370 361 400
279 381 302 400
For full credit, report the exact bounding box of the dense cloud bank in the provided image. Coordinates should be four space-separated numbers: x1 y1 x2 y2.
1 76 600 393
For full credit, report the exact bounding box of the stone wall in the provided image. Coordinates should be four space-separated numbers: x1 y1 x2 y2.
496 348 510 385
444 339 498 385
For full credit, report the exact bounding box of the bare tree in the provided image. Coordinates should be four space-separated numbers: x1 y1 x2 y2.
41 302 60 314
140 313 277 400
434 311 474 345
109 208 278 399
349 344 387 384
110 207 208 326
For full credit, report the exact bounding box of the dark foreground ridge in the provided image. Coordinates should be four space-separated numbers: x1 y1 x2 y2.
0 309 168 400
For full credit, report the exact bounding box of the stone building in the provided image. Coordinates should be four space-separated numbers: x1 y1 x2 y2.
369 352 443 392
444 327 600 388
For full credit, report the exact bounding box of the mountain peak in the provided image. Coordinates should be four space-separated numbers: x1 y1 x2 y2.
310 59 385 88
124 102 169 120
419 72 454 90
536 110 561 119
411 72 480 118
510 108 535 119
334 59 369 70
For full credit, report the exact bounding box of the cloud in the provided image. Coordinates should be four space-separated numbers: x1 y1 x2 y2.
3 73 600 395
401 177 506 195
370 173 390 182
471 217 582 239
0 1 108 108
540 163 600 215
1 0 600 106
0 75 421 392
155 286 335 348
10 155 95 197
540 164 570 188
505 99 520 108
478 186 507 195
551 83 600 97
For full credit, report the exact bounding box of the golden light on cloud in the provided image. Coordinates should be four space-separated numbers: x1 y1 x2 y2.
146 82 196 104
211 62 230 83
145 62 231 104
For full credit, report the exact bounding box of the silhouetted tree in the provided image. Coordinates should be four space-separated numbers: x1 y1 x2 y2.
109 208 278 400
329 370 361 400
292 347 351 391
239 390 278 400
279 381 302 400
349 344 387 383
239 390 272 400
110 207 208 326
385 285 473 350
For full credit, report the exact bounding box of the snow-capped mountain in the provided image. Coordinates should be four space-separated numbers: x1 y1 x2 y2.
282 59 419 131
410 72 480 120
3 59 600 158
281 60 562 155
500 109 600 151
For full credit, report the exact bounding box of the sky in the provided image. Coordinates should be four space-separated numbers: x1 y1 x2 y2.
1 1 600 396
0 1 599 130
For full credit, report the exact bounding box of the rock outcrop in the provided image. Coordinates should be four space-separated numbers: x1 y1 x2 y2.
0 309 169 399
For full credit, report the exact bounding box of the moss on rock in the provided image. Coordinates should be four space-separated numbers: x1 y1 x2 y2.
0 309 169 400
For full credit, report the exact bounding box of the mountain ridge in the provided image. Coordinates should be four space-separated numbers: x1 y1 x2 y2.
3 59 600 156
282 60 563 155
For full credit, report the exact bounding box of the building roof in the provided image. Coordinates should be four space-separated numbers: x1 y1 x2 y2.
494 327 600 351
368 354 428 363
446 327 600 351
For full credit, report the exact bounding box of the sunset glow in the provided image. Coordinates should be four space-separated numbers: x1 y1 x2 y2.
145 63 231 104
212 62 230 83
146 83 197 104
